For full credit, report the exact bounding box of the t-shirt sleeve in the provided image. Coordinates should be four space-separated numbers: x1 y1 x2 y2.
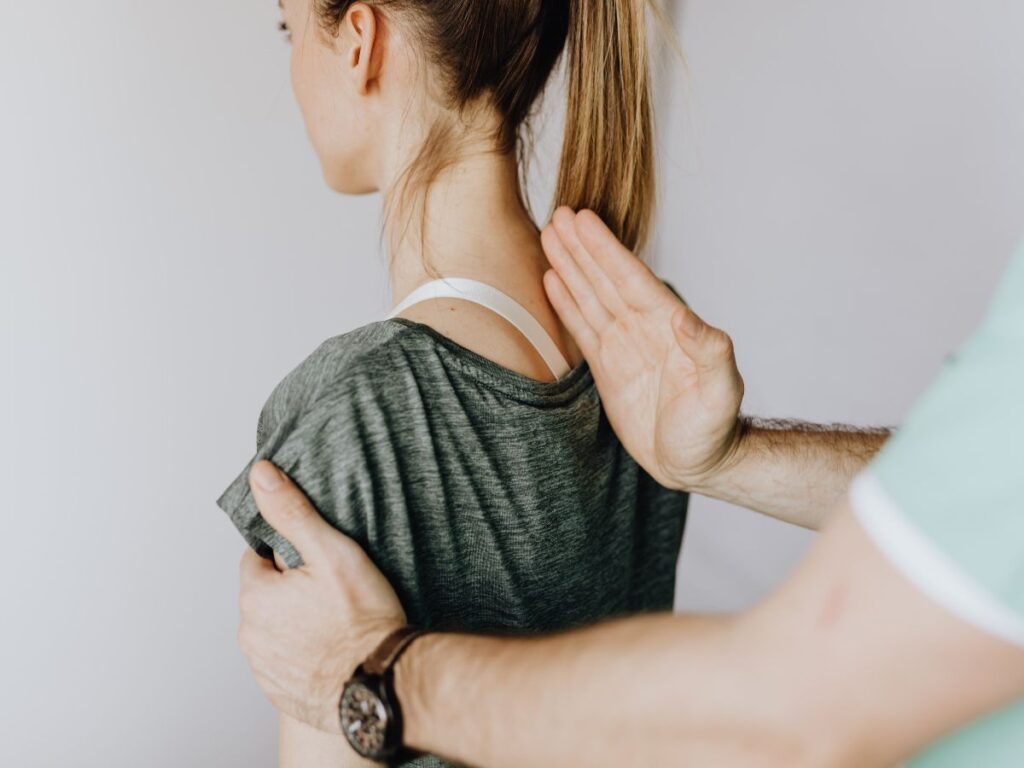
216 391 369 570
849 245 1024 647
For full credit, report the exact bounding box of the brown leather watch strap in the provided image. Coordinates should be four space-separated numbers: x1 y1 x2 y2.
363 626 429 677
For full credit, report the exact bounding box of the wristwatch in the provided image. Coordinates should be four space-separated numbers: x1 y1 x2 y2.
339 626 428 761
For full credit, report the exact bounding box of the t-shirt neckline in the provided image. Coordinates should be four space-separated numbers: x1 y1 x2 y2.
382 317 594 406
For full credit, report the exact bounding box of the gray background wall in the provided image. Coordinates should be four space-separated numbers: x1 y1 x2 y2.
5 1 1022 765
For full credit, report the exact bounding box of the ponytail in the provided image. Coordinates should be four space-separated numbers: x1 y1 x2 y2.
557 0 655 253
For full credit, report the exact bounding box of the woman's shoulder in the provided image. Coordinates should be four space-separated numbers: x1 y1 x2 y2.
304 320 409 377
255 321 433 444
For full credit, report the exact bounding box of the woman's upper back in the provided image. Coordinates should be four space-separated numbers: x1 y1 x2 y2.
217 318 688 633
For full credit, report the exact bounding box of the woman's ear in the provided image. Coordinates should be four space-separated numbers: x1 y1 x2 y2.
344 3 381 95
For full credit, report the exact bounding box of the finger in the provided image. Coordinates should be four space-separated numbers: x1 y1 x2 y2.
240 547 277 585
541 218 612 332
248 461 336 567
550 207 630 319
272 550 289 572
671 305 735 373
543 269 599 358
575 209 670 311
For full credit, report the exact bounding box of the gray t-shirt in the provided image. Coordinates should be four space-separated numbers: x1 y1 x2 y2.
217 317 688 764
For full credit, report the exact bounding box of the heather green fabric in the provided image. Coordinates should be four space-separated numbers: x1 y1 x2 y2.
217 317 688 767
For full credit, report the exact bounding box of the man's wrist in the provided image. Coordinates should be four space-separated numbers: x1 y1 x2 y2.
671 416 752 496
674 417 892 527
393 632 447 751
392 632 507 761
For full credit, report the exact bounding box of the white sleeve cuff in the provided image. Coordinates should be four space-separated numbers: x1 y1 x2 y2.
850 472 1024 648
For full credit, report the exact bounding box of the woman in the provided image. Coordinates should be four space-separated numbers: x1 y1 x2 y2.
216 0 687 765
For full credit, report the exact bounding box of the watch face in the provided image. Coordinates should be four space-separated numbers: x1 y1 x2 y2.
340 680 390 758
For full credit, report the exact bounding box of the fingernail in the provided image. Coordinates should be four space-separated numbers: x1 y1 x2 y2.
252 461 283 492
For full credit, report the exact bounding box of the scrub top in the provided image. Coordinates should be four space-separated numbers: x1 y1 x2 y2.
849 244 1024 766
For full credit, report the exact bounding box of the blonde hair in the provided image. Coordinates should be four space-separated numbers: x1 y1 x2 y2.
559 1 655 252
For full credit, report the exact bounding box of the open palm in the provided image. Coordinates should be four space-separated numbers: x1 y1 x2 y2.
541 208 744 491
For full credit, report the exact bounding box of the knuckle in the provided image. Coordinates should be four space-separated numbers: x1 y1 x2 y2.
713 330 734 356
333 532 360 557
282 496 309 522
332 535 368 571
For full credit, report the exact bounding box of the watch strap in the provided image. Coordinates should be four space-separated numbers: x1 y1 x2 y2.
364 626 429 676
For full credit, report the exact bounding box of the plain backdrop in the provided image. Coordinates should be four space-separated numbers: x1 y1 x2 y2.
4 1 1023 765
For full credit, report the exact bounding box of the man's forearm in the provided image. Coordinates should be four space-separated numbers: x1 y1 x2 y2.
689 417 891 529
395 613 825 768
393 506 1024 768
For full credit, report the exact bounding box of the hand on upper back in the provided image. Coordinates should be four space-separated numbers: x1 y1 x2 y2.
541 207 745 491
237 460 406 734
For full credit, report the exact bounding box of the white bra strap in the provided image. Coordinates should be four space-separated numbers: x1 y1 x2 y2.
387 278 572 379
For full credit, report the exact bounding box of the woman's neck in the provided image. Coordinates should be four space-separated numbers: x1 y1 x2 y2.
385 150 550 305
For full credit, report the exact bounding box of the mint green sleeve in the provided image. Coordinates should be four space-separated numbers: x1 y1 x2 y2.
848 245 1024 766
854 245 1024 640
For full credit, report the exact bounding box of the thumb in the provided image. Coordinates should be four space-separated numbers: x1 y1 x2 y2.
248 460 336 567
671 305 736 374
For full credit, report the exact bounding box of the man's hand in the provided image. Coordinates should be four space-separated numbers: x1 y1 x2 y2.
541 207 745 491
542 207 888 528
237 460 406 733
